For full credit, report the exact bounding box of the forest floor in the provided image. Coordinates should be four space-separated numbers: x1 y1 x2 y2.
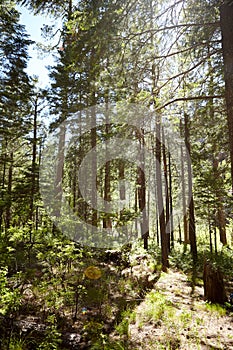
4 248 233 350
127 269 233 349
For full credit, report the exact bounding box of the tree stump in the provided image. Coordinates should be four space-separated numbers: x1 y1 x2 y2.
203 262 227 304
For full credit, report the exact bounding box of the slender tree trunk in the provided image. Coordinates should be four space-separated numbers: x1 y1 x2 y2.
181 143 189 244
217 205 227 245
28 96 39 265
212 158 227 245
119 161 125 202
156 114 169 270
119 159 125 227
5 152 13 230
72 155 77 210
77 109 87 226
162 127 170 252
208 204 213 254
137 129 149 249
156 216 159 245
37 135 44 230
153 137 160 246
168 153 174 248
184 113 197 263
29 96 38 242
0 142 7 232
54 122 66 219
220 4 233 191
103 102 112 229
134 183 138 234
91 97 98 230
178 221 182 243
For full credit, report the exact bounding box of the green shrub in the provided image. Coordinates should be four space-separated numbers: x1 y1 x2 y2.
37 315 62 350
0 268 21 316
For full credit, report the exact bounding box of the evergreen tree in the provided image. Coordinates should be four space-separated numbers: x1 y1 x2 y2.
0 4 32 233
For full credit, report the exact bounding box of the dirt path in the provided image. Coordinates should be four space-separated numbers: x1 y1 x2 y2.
129 270 233 349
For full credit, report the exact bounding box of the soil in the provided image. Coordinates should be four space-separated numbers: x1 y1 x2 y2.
128 269 233 349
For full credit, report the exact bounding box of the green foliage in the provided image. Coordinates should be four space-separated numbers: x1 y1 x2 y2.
169 243 193 272
169 239 233 280
36 237 83 273
9 338 26 350
0 268 21 316
115 309 136 336
195 239 233 278
37 315 62 350
83 320 104 344
8 334 36 350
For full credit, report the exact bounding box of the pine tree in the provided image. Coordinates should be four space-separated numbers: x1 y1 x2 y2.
0 4 32 233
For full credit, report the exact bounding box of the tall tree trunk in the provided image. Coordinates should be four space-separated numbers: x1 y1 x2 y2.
134 181 138 234
54 123 66 220
207 41 227 246
103 163 111 229
150 0 168 265
72 155 77 210
162 127 170 252
29 96 38 241
208 205 213 254
181 143 189 244
213 222 218 254
0 142 7 232
77 109 87 226
212 158 227 245
91 97 98 230
5 152 13 230
103 102 112 229
220 4 233 191
168 153 174 248
156 114 169 270
137 129 149 250
184 113 197 263
119 159 125 229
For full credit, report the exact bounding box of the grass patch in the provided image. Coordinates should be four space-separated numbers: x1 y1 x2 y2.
137 291 176 324
204 302 227 316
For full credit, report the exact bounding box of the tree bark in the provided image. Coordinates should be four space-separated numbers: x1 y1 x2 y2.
184 113 197 263
29 95 38 242
212 158 227 245
91 99 98 230
162 127 170 252
168 153 174 248
181 142 189 244
119 159 125 227
54 123 66 219
0 141 7 232
103 103 112 230
5 152 13 230
203 261 227 304
180 119 189 244
220 4 233 190
156 114 169 270
137 129 149 250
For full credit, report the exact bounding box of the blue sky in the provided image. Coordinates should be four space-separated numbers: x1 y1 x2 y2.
17 5 58 87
